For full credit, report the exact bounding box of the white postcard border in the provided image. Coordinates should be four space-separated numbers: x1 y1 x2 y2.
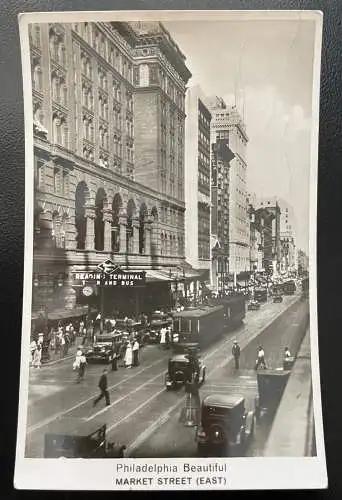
14 9 327 491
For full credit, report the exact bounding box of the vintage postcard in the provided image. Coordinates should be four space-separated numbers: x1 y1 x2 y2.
15 9 327 490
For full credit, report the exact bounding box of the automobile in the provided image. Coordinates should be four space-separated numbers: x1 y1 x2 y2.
195 394 255 456
85 332 122 364
273 294 283 303
146 311 172 344
165 344 206 390
248 299 261 310
254 370 291 419
44 421 126 458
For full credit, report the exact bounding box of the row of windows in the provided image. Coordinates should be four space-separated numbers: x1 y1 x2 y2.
198 171 210 187
198 130 210 149
198 111 210 129
35 161 70 197
49 27 67 68
73 22 134 83
160 233 184 256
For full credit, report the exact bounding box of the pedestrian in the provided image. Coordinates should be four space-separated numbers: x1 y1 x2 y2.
93 369 110 407
284 347 291 358
30 339 37 366
111 348 118 371
79 320 84 336
232 340 241 369
125 341 133 368
33 343 42 369
132 337 140 367
78 351 87 382
255 346 267 370
160 326 167 350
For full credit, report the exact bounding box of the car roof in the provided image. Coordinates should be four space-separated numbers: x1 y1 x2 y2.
174 305 223 318
203 394 245 408
44 418 106 437
170 354 189 362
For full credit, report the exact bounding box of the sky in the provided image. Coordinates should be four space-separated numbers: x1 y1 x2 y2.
164 19 317 253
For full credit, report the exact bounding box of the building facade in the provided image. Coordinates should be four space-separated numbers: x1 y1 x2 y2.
210 139 235 292
297 249 309 275
207 97 250 284
255 198 281 274
184 85 211 273
30 21 192 319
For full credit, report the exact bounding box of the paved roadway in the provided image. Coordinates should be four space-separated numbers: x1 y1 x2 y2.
25 294 306 458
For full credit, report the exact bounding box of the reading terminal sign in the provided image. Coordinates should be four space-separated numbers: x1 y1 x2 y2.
73 259 146 293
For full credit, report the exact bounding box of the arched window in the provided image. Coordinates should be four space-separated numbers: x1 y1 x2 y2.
111 193 122 252
161 233 164 255
94 188 107 251
75 182 89 249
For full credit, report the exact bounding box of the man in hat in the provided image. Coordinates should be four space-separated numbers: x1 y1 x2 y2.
232 340 241 369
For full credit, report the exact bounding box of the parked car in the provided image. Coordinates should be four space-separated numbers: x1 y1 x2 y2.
248 300 261 311
44 421 125 458
196 394 255 456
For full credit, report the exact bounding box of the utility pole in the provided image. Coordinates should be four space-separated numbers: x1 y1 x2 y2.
100 270 105 334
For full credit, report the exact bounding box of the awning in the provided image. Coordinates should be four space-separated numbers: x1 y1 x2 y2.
145 270 172 283
31 305 89 321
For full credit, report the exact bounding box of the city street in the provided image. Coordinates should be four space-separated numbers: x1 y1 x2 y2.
25 293 307 458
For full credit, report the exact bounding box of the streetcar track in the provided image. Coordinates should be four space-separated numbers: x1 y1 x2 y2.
124 296 302 455
27 356 166 434
27 296 299 440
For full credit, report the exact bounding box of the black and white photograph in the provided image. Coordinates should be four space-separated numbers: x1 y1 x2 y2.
14 9 327 490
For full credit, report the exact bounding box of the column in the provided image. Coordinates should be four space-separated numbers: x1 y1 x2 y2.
151 220 160 256
85 206 95 250
119 213 127 254
103 210 112 252
132 217 140 254
144 218 152 255
64 272 77 311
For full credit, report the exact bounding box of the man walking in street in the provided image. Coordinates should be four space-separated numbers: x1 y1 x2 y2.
232 340 241 369
93 369 110 407
255 346 267 370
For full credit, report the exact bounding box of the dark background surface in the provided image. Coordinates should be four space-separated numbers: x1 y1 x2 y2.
0 0 341 498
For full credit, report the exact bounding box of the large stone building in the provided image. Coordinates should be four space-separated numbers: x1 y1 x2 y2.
30 21 192 319
248 204 274 274
184 85 211 275
207 97 250 285
256 196 297 274
255 198 282 274
210 139 235 292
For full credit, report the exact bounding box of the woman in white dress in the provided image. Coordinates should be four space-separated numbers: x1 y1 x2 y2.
124 341 133 368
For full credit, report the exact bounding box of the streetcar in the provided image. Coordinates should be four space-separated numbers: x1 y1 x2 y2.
172 295 245 349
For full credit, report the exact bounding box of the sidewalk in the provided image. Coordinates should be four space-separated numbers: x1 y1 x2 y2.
40 343 80 366
264 328 313 456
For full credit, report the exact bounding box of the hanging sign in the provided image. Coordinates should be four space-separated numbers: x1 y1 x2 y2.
73 260 146 288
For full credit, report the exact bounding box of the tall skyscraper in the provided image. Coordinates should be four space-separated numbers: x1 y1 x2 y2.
184 85 212 274
206 97 250 285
